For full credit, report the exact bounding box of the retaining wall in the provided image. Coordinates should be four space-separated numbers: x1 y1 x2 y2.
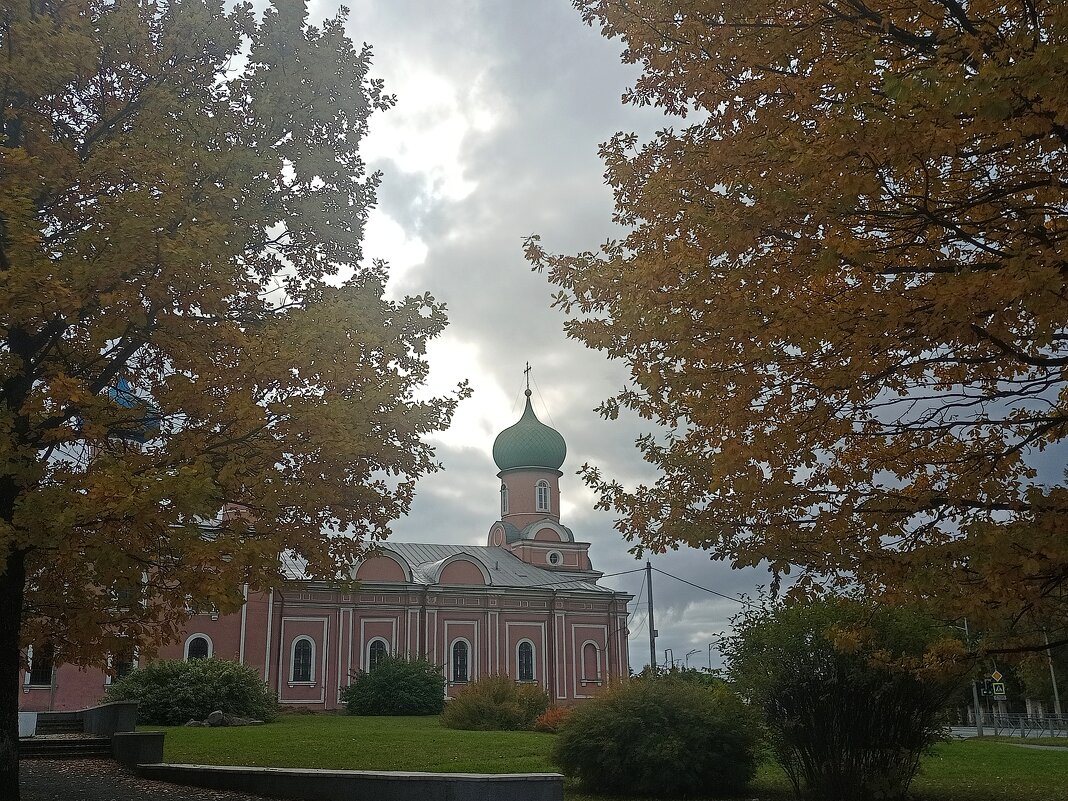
137 763 564 801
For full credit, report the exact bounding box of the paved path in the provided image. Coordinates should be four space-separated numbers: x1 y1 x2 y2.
21 759 278 801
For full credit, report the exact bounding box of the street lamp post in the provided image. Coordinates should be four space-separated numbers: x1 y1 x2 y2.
964 619 984 737
1045 631 1063 716
685 649 699 669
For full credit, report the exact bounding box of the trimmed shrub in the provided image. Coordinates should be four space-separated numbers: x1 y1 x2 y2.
534 704 572 733
439 675 550 730
724 599 965 801
341 655 445 715
104 658 278 725
552 678 759 798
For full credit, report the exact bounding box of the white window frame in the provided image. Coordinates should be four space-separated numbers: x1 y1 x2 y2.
104 649 140 686
451 638 471 683
24 644 54 688
516 639 536 682
546 550 562 566
535 480 550 512
290 636 316 684
184 633 213 660
366 637 389 671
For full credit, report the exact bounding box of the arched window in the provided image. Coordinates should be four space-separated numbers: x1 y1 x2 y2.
582 642 600 682
291 637 314 683
518 641 535 682
185 635 212 660
27 643 55 686
535 480 550 512
367 639 388 671
500 483 509 515
452 640 470 683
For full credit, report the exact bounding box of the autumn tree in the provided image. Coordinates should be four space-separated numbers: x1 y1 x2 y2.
528 1 1068 660
723 599 963 801
0 1 464 796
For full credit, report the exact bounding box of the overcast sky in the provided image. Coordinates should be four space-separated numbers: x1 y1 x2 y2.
305 0 770 672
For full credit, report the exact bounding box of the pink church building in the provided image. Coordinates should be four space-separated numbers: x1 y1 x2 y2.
20 389 632 711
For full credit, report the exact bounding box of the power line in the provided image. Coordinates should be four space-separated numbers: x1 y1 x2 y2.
628 570 647 627
651 567 746 604
530 567 644 591
630 611 648 638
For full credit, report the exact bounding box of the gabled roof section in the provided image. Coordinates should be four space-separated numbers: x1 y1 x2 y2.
519 519 575 543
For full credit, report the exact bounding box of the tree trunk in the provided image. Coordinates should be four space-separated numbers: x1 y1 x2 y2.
0 546 26 801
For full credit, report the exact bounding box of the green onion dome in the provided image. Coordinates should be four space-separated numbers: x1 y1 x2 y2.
492 390 566 471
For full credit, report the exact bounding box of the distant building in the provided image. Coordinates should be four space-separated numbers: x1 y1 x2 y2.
20 387 632 711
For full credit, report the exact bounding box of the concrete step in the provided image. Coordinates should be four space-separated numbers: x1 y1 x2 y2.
34 720 82 735
19 736 111 759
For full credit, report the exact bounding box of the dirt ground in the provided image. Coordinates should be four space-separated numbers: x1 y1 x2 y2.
20 759 276 801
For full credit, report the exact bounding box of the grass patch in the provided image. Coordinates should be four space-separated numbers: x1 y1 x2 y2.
986 735 1068 747
149 716 1068 801
915 740 1068 801
157 714 553 774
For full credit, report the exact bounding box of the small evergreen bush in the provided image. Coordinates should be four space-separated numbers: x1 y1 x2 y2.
439 675 550 730
552 678 759 798
341 655 445 715
104 658 278 725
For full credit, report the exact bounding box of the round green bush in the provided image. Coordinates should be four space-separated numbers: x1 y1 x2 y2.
104 658 278 725
341 655 445 715
552 678 759 798
439 674 550 730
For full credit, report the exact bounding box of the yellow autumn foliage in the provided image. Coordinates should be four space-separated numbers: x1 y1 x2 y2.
529 1 1068 657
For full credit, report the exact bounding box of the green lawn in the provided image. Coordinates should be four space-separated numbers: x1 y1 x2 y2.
149 715 1068 801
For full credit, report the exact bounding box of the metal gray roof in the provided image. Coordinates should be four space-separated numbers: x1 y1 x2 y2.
284 543 620 594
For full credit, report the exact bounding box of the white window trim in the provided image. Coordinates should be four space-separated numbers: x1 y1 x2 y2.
535 480 550 512
451 638 472 683
516 639 536 682
546 550 562 566
581 640 602 683
25 644 54 687
366 637 389 671
290 636 316 685
184 633 214 660
104 649 140 686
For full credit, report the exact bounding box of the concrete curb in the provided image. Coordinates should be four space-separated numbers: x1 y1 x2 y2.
136 763 565 801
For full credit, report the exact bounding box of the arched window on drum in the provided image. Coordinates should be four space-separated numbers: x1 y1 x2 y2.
535 480 550 512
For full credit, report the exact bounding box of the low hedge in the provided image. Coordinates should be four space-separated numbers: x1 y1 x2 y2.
104 658 278 725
